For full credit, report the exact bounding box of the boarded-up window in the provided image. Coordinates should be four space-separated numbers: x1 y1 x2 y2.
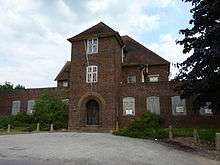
27 100 35 114
200 102 213 115
147 96 160 114
12 100 20 115
123 97 135 116
171 96 186 115
127 75 136 83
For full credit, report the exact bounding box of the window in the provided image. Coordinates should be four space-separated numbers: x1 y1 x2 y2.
27 100 35 114
127 75 136 83
171 96 187 115
123 97 135 116
86 65 98 83
200 102 213 115
62 99 69 105
62 81 68 87
148 75 159 82
87 38 98 54
12 100 20 115
147 96 160 114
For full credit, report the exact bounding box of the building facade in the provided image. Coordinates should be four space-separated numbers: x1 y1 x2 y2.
0 22 219 130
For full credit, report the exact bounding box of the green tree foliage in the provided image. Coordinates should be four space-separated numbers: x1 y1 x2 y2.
14 84 25 90
0 82 25 92
33 94 68 129
176 0 220 110
113 112 168 139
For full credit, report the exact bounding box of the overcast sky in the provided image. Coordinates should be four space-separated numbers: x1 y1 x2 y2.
0 0 192 88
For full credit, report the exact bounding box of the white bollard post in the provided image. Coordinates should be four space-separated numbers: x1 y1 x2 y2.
216 133 220 151
7 124 10 133
50 124 54 132
36 123 40 132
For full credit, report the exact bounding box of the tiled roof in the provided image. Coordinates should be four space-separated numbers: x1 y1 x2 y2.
55 61 71 81
68 22 119 41
122 35 169 65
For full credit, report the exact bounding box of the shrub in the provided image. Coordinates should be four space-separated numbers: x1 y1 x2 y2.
113 112 167 139
33 93 68 130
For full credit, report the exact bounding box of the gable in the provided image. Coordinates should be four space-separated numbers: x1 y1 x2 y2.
67 22 123 46
55 61 71 81
122 35 169 65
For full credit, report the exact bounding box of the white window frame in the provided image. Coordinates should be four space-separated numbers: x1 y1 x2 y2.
148 74 159 82
123 97 135 116
87 38 98 54
127 75 136 83
62 81 68 87
86 65 98 83
12 100 21 115
27 100 35 114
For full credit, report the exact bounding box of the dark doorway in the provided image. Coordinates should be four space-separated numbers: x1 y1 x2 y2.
86 100 99 125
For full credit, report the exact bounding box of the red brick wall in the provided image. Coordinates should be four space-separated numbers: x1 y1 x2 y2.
68 36 122 130
0 88 69 116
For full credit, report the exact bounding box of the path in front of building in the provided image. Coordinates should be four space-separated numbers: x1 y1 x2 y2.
0 132 219 165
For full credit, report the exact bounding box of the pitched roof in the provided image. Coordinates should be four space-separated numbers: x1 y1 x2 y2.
55 61 71 81
122 35 169 65
67 22 123 45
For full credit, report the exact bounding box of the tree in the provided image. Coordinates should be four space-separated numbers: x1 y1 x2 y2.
0 82 25 92
33 93 68 129
14 84 25 90
176 0 220 111
0 82 14 92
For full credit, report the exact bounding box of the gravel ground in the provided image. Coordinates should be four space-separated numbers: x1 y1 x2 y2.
0 132 219 165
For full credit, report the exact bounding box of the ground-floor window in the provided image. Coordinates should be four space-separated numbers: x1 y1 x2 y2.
146 96 160 114
27 100 35 114
171 96 187 115
200 102 213 115
12 100 21 115
123 97 135 116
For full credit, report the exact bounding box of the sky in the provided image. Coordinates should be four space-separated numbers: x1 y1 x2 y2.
0 0 192 88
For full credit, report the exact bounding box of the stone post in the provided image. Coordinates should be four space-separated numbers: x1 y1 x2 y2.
193 128 199 143
36 123 40 132
216 133 220 151
50 124 54 132
169 125 173 140
7 124 10 133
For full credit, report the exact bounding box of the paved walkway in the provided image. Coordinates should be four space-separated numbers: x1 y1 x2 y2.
0 132 219 165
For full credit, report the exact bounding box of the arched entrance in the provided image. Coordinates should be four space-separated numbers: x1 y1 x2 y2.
86 100 99 125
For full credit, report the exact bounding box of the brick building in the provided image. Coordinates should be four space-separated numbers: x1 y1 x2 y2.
0 22 219 130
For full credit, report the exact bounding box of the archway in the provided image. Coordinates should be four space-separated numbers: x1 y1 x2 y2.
86 99 99 125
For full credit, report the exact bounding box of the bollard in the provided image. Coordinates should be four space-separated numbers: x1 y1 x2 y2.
193 128 199 143
7 124 10 133
216 133 220 151
169 125 173 140
36 123 40 132
50 124 54 132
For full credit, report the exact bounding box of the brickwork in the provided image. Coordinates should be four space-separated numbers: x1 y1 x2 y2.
0 22 219 130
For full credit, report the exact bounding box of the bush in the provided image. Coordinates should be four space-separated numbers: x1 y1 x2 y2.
33 94 68 129
113 112 167 139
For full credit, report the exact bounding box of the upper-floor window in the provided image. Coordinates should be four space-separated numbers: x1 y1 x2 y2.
62 81 68 87
86 65 98 83
12 100 20 115
148 74 159 82
27 100 35 114
87 38 98 54
127 75 136 83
